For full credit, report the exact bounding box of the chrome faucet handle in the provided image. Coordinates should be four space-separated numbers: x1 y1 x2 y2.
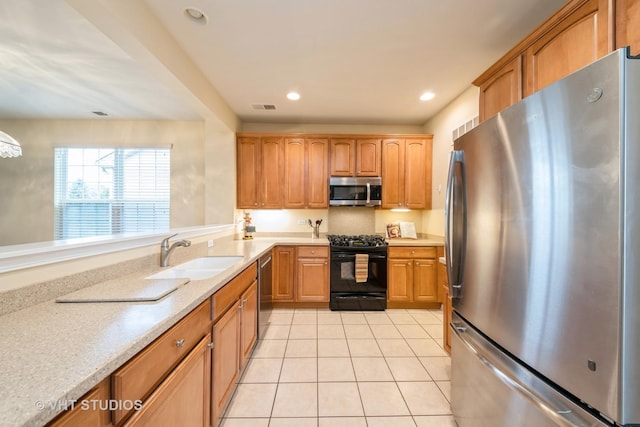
161 233 179 248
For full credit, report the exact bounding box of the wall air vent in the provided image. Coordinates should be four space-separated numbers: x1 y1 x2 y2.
252 104 276 110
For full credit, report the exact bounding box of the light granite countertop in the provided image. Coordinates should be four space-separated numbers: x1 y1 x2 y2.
0 234 442 426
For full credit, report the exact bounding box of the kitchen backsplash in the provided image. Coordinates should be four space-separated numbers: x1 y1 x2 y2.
237 208 433 237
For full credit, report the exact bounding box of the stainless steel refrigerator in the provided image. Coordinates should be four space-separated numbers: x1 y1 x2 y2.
445 47 640 427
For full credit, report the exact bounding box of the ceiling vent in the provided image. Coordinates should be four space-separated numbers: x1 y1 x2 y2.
252 104 276 110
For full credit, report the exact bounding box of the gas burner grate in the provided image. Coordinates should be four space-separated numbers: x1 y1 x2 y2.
327 234 388 247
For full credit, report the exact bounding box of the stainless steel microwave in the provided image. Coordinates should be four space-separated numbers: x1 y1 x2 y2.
329 177 382 206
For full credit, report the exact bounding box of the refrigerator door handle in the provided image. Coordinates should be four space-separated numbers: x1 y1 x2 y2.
445 150 466 298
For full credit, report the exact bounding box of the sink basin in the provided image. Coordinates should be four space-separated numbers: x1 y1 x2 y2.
173 256 244 270
146 256 244 281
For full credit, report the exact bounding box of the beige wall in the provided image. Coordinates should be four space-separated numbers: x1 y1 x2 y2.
0 119 210 245
422 85 479 236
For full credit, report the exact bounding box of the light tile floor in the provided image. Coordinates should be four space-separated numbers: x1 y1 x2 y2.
220 308 456 427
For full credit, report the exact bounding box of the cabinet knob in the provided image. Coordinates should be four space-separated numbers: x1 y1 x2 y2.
311 250 315 254
207 342 214 349
176 339 185 348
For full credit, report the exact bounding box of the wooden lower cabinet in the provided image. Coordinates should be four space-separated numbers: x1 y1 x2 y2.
387 247 439 309
48 378 112 427
272 245 330 307
439 260 452 355
273 246 295 302
296 247 329 303
240 281 258 367
124 335 212 427
212 301 240 425
211 277 258 426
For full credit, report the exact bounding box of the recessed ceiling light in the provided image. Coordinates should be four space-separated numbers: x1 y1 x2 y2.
420 92 435 101
286 92 301 101
184 7 207 24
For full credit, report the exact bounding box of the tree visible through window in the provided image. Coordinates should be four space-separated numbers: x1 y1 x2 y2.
54 147 170 239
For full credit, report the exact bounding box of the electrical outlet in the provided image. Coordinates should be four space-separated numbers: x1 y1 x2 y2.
297 219 306 225
207 240 214 248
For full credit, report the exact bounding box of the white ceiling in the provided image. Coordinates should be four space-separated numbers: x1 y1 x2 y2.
1 0 566 125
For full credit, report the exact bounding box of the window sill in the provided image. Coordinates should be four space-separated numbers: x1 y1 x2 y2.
0 224 234 274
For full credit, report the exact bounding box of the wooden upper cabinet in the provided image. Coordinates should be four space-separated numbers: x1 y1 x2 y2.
284 138 306 208
260 137 284 208
236 137 260 208
478 56 522 122
474 0 614 122
381 139 404 208
284 138 328 208
404 138 432 209
525 0 611 94
381 137 432 210
616 0 640 56
330 138 381 177
307 138 329 208
356 139 382 176
237 137 283 209
330 139 356 176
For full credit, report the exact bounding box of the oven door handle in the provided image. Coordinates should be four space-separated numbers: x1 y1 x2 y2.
332 253 386 259
366 182 371 205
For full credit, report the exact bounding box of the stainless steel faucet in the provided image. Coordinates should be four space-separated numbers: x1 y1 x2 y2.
160 233 191 267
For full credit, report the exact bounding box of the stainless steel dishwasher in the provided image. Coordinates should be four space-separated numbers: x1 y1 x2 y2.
258 250 273 339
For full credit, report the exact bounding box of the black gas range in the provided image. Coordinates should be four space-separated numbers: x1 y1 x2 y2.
327 234 388 311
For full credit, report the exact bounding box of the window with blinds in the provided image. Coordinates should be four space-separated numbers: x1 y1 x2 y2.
54 147 170 239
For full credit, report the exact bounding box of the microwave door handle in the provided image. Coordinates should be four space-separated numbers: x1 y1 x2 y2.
366 182 371 204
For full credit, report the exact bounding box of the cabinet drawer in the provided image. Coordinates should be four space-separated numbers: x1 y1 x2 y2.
213 263 258 322
297 246 329 258
112 299 211 425
388 246 437 259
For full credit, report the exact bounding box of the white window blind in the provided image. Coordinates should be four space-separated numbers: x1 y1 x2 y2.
54 147 170 239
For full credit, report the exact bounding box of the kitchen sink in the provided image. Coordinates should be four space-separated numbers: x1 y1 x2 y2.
146 256 244 281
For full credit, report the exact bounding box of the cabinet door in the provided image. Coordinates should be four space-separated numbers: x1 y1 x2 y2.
413 259 437 302
479 56 522 122
49 378 111 427
296 257 329 302
124 334 212 427
443 286 452 354
616 0 640 56
284 138 306 208
356 139 382 176
381 139 405 209
236 137 260 209
260 137 284 208
212 302 240 424
404 138 432 209
307 138 329 208
330 139 356 176
273 246 295 301
387 258 413 302
525 0 611 95
240 280 258 367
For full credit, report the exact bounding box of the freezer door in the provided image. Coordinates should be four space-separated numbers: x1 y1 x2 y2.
451 313 609 427
447 49 632 422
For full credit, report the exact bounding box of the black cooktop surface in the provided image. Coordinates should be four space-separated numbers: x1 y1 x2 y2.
327 234 388 247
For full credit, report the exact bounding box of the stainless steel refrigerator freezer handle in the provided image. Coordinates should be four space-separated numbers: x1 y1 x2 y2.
451 323 603 427
445 150 466 298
